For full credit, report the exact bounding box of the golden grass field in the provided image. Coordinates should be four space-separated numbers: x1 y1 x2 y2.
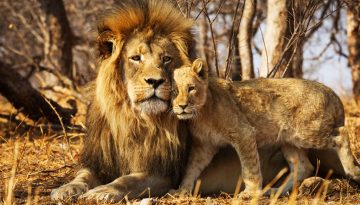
1 95 360 205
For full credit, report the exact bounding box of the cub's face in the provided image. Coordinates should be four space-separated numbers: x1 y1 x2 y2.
122 33 184 114
172 59 208 120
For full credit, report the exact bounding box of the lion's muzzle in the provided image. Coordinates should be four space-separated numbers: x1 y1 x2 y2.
128 79 171 114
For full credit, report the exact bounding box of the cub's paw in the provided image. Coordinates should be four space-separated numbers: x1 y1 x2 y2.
237 191 252 200
348 166 360 183
81 184 125 203
298 177 325 196
237 189 261 200
51 182 88 202
168 188 191 197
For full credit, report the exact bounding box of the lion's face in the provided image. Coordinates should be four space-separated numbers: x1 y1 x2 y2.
122 32 184 114
172 59 208 120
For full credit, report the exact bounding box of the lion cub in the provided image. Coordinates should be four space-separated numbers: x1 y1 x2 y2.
171 59 360 197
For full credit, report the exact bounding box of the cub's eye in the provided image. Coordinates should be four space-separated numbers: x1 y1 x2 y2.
163 56 172 64
188 86 195 92
130 55 141 61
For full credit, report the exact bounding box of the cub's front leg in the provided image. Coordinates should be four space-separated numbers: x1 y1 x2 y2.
176 140 218 195
232 125 262 199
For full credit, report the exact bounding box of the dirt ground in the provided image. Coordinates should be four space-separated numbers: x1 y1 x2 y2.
1 97 360 205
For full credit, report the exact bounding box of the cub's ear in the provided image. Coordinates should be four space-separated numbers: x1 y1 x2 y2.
192 59 208 79
97 30 116 59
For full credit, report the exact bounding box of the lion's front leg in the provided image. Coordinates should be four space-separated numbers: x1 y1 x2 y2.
81 173 172 203
51 168 100 202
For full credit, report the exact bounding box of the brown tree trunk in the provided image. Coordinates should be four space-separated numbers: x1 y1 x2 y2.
0 61 76 124
198 15 211 71
347 2 360 104
288 1 304 78
238 0 256 80
232 37 242 81
260 0 293 78
290 43 304 78
38 0 74 79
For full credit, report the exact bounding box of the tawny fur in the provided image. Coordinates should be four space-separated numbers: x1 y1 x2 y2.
51 0 193 202
172 59 360 197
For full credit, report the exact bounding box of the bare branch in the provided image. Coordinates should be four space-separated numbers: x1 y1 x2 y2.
224 0 243 79
202 0 220 76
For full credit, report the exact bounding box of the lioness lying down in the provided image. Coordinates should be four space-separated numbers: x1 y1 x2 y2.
171 59 360 197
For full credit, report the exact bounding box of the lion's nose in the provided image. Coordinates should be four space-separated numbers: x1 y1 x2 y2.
144 78 165 89
179 104 188 110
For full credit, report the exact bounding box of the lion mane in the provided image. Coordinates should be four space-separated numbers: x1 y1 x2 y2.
81 0 193 185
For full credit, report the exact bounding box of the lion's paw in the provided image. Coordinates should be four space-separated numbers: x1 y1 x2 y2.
51 182 88 202
81 184 125 203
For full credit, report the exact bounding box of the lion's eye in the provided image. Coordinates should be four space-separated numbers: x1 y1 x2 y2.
188 86 195 92
163 56 172 64
130 55 141 61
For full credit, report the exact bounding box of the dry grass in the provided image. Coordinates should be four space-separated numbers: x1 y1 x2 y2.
1 96 360 205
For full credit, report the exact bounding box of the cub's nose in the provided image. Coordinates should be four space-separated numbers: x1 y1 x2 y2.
179 104 188 110
144 78 165 89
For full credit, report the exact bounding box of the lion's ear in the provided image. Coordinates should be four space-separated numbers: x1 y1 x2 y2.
192 59 207 79
97 30 116 59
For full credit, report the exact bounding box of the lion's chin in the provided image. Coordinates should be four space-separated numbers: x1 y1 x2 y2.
138 98 168 115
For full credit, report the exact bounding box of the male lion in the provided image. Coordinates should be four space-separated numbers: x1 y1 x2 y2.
171 59 360 197
51 0 194 202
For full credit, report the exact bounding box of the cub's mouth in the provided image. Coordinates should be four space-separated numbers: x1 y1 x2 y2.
174 111 195 120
